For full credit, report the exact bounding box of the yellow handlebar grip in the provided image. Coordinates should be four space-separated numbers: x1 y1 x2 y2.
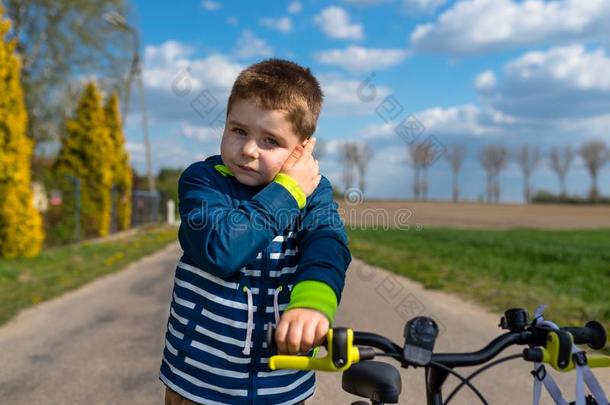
588 355 610 369
540 331 610 372
269 355 316 371
541 350 610 372
269 328 361 372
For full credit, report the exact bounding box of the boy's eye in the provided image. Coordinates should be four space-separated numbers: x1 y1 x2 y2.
265 137 279 146
232 128 246 135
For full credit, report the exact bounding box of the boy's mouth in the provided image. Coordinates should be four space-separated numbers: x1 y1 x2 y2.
237 164 257 173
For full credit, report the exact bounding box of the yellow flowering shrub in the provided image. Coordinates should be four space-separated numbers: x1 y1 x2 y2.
0 8 44 258
104 93 132 231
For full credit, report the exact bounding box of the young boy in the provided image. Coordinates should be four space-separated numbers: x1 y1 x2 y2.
159 59 351 404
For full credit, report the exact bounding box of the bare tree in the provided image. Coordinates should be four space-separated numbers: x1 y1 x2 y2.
353 142 374 195
339 142 358 192
445 144 467 202
580 140 609 201
408 143 422 200
515 144 541 203
479 145 508 203
5 0 131 147
549 146 574 198
408 141 436 200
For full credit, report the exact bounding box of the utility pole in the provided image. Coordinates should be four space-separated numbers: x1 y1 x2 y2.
104 11 155 192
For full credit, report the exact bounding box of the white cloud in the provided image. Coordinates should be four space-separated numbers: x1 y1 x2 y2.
137 41 243 126
234 30 273 59
180 123 223 143
202 0 221 11
227 16 239 26
318 73 392 116
260 17 293 33
417 104 509 136
143 42 242 92
475 69 496 92
403 0 447 14
338 45 610 154
288 1 302 14
354 104 509 140
505 45 610 91
479 45 610 120
144 41 193 68
314 6 364 41
410 0 610 55
315 46 409 72
554 113 610 142
354 122 396 139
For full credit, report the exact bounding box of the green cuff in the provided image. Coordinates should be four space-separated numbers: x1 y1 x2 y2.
273 173 306 209
286 280 338 324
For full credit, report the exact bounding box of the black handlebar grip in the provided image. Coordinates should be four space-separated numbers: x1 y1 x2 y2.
562 321 607 350
358 347 376 361
523 347 543 363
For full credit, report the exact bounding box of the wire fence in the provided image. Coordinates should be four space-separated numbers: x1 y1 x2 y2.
131 190 161 227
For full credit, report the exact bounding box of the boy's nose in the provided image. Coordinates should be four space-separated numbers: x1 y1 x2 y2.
241 139 259 159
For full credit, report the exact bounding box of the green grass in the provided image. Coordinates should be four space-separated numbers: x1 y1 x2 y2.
347 227 610 333
0 225 177 326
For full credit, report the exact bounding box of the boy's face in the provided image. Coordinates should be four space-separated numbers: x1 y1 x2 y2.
220 98 304 187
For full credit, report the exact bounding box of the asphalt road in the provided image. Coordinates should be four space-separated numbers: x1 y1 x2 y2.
0 243 608 404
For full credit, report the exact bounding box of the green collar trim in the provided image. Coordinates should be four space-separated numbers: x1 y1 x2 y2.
214 164 234 177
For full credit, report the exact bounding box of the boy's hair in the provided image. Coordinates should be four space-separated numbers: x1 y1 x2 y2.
227 58 323 140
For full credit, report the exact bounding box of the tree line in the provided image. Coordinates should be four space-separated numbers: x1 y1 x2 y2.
336 140 609 203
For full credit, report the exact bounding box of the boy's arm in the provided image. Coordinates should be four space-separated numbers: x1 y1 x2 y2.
178 161 305 278
285 176 352 324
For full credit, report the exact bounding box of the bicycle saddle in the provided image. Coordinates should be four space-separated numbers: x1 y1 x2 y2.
342 361 402 403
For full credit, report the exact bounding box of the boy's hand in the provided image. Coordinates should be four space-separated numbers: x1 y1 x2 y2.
274 308 329 355
280 138 321 197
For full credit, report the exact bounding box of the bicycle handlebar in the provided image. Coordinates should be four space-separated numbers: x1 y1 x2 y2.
359 323 608 369
267 313 609 373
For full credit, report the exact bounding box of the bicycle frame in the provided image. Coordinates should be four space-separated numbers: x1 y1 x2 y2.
426 366 450 405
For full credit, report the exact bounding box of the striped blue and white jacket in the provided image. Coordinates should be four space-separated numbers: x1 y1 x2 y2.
159 155 351 404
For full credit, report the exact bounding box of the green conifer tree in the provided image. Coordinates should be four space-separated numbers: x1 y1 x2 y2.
55 81 113 238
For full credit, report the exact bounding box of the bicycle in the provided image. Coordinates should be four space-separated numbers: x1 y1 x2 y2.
266 305 610 405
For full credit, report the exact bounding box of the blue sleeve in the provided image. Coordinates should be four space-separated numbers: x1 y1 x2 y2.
291 176 352 303
178 162 301 277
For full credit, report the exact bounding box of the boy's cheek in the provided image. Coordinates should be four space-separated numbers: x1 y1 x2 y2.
272 153 291 174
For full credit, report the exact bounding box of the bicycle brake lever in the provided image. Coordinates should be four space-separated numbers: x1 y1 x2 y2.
266 322 277 353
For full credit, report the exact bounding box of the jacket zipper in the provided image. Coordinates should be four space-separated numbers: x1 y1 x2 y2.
249 246 270 403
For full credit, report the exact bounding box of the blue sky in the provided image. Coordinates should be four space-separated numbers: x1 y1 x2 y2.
123 0 610 202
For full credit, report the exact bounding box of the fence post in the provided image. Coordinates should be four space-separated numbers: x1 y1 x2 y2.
65 175 81 241
167 199 176 225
